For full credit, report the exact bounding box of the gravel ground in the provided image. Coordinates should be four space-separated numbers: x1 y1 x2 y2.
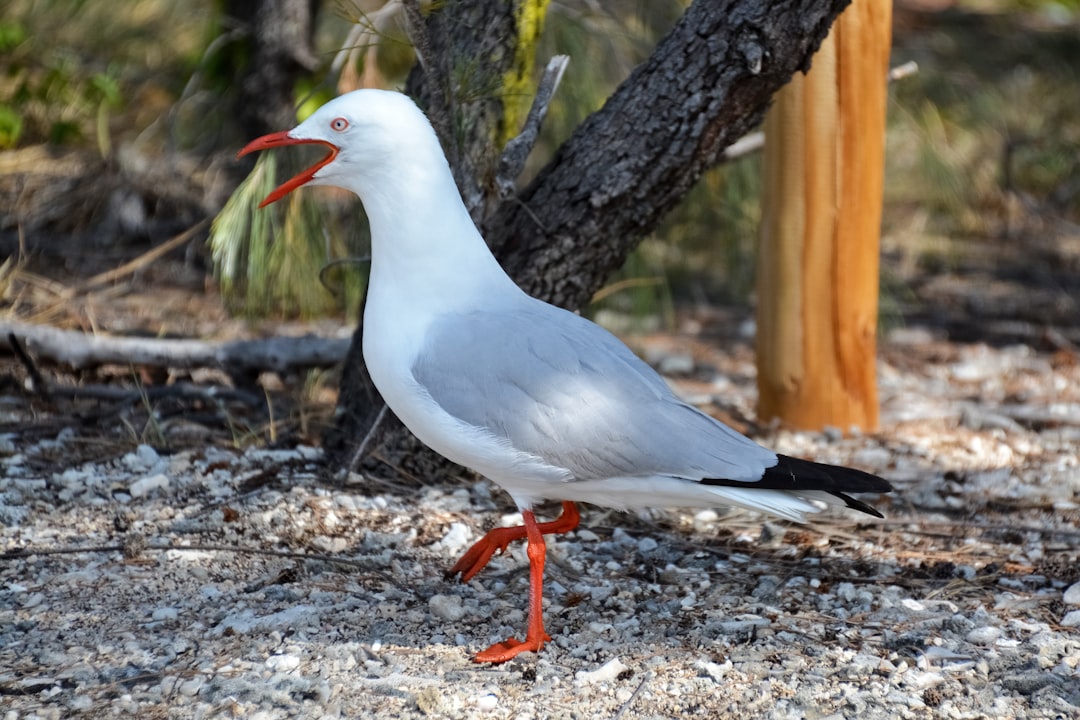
2 335 1079 719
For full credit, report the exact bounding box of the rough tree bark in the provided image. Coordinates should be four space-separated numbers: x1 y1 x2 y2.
223 0 320 137
324 0 537 478
324 0 853 482
399 0 537 223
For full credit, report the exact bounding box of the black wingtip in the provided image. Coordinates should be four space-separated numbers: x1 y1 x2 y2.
828 491 885 519
701 453 892 518
768 454 893 494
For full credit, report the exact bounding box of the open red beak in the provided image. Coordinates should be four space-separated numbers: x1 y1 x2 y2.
237 131 339 208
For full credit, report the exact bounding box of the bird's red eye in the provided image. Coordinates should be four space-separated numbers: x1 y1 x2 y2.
330 117 349 132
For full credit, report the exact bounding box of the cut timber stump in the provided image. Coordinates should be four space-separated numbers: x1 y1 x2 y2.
755 0 892 432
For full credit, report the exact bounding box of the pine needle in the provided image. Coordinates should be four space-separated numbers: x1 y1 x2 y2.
209 153 366 319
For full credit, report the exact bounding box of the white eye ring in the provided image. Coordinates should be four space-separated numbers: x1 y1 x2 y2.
330 117 349 132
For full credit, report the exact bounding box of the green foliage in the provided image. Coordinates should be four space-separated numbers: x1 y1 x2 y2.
295 80 336 123
89 69 123 108
536 1 683 151
0 20 27 51
210 153 368 320
886 8 1080 242
536 2 763 320
8 0 1079 329
0 105 23 148
0 0 204 149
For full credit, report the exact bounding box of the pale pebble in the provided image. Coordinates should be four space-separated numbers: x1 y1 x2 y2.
901 598 926 612
428 594 466 622
178 677 203 696
433 522 472 555
265 653 301 672
129 473 169 498
575 657 628 685
152 607 178 621
965 626 1001 644
637 536 658 553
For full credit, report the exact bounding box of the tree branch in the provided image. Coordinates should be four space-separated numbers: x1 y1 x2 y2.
325 0 854 475
0 321 349 377
485 0 852 310
496 54 570 200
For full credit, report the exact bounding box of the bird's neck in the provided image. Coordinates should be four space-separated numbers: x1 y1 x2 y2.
353 154 518 310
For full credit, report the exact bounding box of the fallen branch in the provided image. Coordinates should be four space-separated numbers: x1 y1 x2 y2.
0 321 350 375
7 332 49 400
61 220 209 299
45 380 265 407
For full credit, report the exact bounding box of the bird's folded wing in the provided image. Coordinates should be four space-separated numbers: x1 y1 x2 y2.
411 301 776 483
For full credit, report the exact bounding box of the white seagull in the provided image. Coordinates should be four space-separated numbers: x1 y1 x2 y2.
238 89 891 663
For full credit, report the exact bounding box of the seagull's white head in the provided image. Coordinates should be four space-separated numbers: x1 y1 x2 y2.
237 89 438 208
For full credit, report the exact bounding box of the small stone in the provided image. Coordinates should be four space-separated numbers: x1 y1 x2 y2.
693 510 719 533
129 473 169 498
124 444 161 471
1063 581 1080 606
847 652 881 678
433 523 471 556
475 693 498 711
429 594 466 622
901 598 926 612
415 686 444 714
658 353 694 375
152 607 178 622
18 590 46 609
265 653 301 672
637 537 658 553
852 447 891 468
955 565 977 581
310 535 347 553
178 677 203 696
1061 610 1080 628
69 694 93 711
575 657 628 685
966 626 1001 644
697 659 731 682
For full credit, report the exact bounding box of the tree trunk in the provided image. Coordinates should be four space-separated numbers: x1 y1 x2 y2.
755 0 891 432
325 0 854 479
222 0 320 137
324 0 543 476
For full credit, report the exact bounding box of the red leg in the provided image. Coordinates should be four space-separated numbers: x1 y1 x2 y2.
445 502 580 663
446 501 580 582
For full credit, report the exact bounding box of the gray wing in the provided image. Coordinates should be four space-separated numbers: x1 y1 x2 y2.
411 299 775 482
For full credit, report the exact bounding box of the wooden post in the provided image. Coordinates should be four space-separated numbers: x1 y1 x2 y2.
755 0 892 432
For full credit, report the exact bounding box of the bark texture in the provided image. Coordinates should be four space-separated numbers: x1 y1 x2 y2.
223 0 320 137
324 0 533 473
488 0 850 309
325 0 852 481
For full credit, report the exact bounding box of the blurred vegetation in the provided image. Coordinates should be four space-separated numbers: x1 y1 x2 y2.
0 0 204 150
209 153 367 319
2 0 1078 324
